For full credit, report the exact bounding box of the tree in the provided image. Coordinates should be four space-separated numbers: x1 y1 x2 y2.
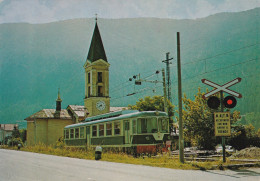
182 88 240 150
128 95 175 124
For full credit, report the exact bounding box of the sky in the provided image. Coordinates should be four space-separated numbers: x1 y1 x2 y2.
0 0 259 24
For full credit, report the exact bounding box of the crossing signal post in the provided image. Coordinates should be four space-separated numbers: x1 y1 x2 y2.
202 78 242 163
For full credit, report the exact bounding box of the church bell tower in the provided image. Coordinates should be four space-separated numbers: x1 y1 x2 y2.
83 20 110 117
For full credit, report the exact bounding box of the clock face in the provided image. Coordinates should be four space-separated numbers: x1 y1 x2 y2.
96 101 106 111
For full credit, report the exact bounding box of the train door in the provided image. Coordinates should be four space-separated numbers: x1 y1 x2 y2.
86 126 90 147
124 120 130 144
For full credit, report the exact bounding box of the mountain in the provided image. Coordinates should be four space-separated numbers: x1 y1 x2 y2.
0 8 259 128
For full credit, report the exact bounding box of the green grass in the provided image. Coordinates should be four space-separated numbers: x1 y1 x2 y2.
1 145 258 170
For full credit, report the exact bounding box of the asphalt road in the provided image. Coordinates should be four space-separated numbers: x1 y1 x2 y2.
0 149 259 181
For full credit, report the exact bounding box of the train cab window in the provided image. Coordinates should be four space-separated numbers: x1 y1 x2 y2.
92 125 97 137
70 129 74 139
99 124 104 137
75 128 79 138
147 118 158 133
65 130 69 139
106 123 112 136
80 127 84 138
138 118 147 133
132 120 137 134
158 118 168 133
114 122 121 135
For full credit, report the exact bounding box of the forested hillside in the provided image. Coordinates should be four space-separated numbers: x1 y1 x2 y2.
0 8 259 128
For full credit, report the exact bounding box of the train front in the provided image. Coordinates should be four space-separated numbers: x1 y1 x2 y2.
131 112 172 155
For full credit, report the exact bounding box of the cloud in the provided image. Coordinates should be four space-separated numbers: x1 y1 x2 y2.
0 0 259 24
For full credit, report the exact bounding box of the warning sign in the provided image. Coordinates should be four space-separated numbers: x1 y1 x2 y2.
214 112 231 136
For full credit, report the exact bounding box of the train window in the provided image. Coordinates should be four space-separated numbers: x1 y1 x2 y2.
70 129 74 139
125 121 129 131
138 118 147 133
158 118 168 133
132 120 137 134
99 124 104 137
106 123 112 136
147 118 158 133
75 128 79 138
65 130 69 139
80 127 84 138
92 125 97 137
114 122 121 135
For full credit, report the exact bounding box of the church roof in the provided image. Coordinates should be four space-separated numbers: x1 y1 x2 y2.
87 22 107 63
25 109 71 120
67 105 87 118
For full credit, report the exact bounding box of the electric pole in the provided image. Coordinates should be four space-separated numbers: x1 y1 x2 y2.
177 32 184 163
162 52 173 103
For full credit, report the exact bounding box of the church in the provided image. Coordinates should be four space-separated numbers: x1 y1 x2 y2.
25 20 126 146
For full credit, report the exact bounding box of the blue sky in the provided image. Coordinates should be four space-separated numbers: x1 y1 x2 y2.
0 0 259 24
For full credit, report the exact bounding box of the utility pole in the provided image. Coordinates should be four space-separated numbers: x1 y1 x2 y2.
177 32 184 163
220 91 226 162
162 52 173 103
162 69 168 114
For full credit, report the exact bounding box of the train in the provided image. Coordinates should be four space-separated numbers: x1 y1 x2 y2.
64 110 172 155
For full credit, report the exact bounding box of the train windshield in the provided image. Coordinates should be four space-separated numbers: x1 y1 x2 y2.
158 118 168 133
137 117 158 133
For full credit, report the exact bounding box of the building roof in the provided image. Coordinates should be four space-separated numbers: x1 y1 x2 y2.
67 105 86 118
110 107 128 112
25 109 71 120
87 22 107 63
0 124 18 131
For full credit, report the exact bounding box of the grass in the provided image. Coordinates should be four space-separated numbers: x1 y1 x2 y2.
1 145 258 170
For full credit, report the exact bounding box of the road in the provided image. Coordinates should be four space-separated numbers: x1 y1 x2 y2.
0 149 259 181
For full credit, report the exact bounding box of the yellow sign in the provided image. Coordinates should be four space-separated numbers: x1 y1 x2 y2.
214 112 231 136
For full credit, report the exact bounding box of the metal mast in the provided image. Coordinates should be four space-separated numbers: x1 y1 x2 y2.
162 52 173 103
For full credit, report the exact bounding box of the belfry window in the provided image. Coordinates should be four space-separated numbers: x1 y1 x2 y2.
98 86 103 97
98 72 102 83
88 72 90 83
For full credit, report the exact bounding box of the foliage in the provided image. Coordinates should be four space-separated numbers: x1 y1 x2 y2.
182 88 240 150
7 137 23 147
238 112 260 130
19 129 27 143
55 137 65 149
11 126 20 138
227 124 260 150
128 95 175 126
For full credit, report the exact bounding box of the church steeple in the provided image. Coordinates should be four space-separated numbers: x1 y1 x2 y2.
86 21 107 63
56 88 62 112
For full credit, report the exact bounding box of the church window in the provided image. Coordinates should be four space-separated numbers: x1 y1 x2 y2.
98 72 102 82
92 125 97 137
99 124 104 137
114 122 121 135
88 86 91 97
88 72 90 83
106 123 112 136
70 129 74 139
98 86 103 96
80 127 84 138
75 128 79 139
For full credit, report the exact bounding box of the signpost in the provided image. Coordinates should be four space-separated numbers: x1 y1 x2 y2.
214 112 231 136
202 78 242 163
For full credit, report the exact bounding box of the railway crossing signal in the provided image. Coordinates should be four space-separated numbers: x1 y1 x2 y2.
202 78 242 109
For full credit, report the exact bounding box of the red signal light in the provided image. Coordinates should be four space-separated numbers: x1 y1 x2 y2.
223 96 237 108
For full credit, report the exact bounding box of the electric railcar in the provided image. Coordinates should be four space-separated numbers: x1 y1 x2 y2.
64 110 171 154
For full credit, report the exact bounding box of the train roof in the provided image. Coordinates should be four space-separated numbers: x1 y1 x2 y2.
64 110 167 129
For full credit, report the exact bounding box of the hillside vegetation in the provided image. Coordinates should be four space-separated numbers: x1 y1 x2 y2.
0 8 259 127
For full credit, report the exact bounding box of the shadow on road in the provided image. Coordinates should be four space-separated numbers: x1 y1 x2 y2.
231 169 260 177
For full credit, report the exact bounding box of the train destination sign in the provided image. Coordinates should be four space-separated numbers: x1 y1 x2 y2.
214 112 231 136
202 78 242 99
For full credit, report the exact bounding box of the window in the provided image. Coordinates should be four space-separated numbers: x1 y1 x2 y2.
99 124 104 137
98 86 103 96
70 129 74 139
132 120 137 134
114 122 121 135
138 118 147 133
92 125 97 137
147 118 158 133
98 72 102 83
88 86 91 97
75 128 79 138
80 127 84 138
125 121 129 130
65 130 69 139
88 72 90 83
106 123 112 136
158 118 168 133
